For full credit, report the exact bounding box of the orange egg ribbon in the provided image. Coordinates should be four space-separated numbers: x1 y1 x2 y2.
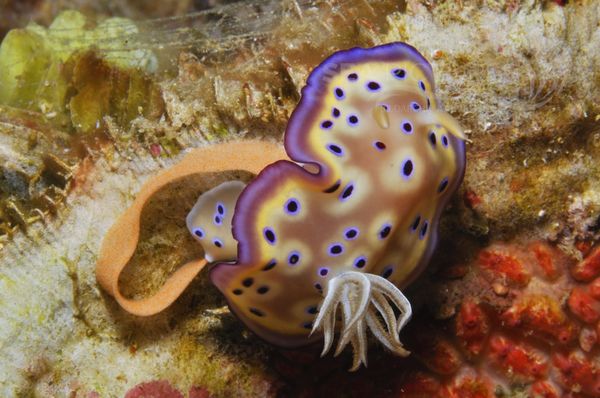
96 140 287 316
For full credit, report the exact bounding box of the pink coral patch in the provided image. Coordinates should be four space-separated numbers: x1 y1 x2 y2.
124 381 184 398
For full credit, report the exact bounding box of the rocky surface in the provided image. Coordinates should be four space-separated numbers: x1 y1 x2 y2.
0 0 599 396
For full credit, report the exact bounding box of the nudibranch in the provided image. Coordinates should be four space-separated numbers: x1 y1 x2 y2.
96 42 466 370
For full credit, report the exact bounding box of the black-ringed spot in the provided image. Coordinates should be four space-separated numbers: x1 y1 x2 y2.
419 221 429 240
328 243 344 256
392 68 406 79
382 266 394 279
326 143 344 157
401 159 414 179
193 227 205 239
353 256 367 269
438 177 449 193
249 308 264 317
344 227 359 240
284 198 301 215
263 227 276 245
288 251 301 266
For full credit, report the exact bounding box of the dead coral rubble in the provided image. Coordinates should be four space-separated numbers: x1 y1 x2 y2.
1 0 600 397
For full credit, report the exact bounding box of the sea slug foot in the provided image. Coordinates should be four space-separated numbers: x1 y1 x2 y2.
311 271 412 371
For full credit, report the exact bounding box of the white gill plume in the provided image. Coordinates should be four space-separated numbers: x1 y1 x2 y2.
311 271 412 371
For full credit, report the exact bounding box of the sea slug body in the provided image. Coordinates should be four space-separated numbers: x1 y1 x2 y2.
97 42 466 371
190 43 466 369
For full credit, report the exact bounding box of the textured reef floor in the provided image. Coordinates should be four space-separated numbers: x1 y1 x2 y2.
0 0 599 396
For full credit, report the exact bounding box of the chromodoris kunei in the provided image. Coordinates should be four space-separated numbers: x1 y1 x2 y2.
97 42 466 371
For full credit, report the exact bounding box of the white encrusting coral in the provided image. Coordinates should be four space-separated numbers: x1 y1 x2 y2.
311 271 412 371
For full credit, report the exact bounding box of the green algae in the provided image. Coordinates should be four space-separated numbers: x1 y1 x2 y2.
0 10 164 134
67 52 164 133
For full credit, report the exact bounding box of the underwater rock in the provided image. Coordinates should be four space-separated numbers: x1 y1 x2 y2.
1 0 600 396
0 106 75 246
0 10 165 241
